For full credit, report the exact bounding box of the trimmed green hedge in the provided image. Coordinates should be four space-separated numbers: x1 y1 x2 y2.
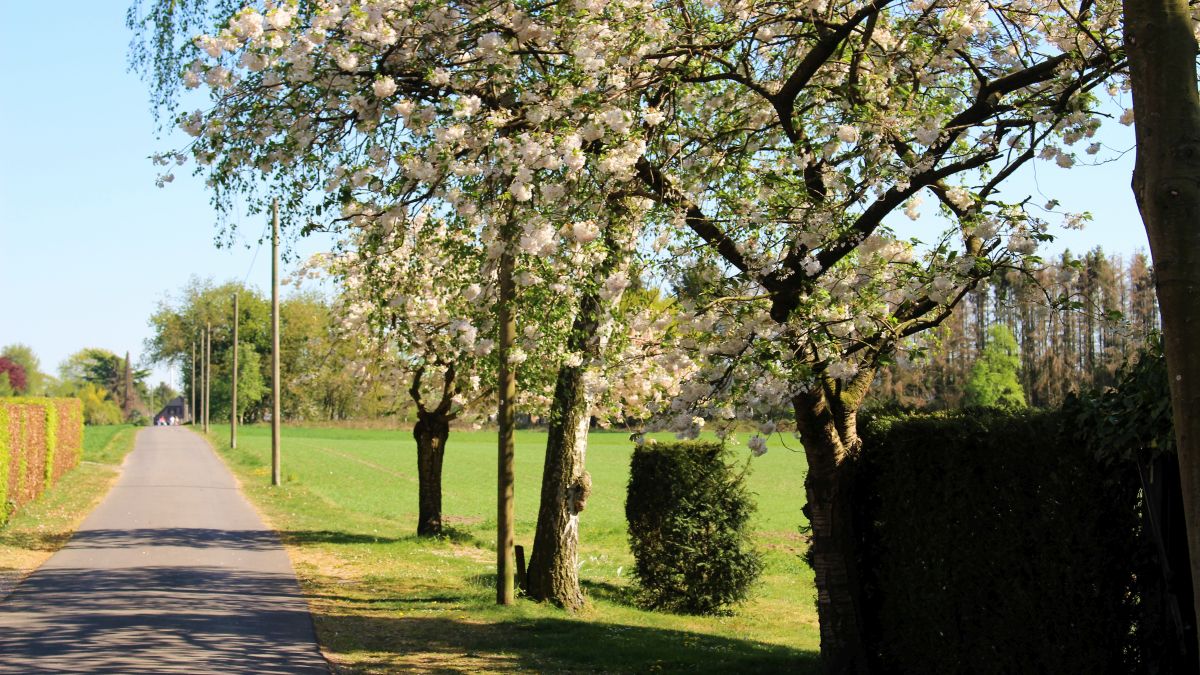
0 406 8 521
858 409 1143 673
855 347 1195 672
0 397 83 526
44 401 58 483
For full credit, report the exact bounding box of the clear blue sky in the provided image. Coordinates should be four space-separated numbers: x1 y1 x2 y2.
0 3 1149 390
0 2 333 388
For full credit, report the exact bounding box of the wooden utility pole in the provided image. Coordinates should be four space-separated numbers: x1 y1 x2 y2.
190 340 196 424
200 329 206 429
496 224 516 605
204 323 211 434
121 352 132 419
271 199 282 486
231 292 239 449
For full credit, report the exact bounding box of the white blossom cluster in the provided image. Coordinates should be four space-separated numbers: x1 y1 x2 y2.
160 0 1127 455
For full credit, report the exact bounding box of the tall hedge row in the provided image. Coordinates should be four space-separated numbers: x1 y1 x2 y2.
855 402 1195 673
0 398 83 525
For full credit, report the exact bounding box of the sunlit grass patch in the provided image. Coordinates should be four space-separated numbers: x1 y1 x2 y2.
211 424 819 673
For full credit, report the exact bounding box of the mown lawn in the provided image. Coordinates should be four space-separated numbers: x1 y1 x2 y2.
210 424 820 673
0 424 139 597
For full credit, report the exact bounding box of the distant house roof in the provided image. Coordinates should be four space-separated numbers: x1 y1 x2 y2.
155 397 187 420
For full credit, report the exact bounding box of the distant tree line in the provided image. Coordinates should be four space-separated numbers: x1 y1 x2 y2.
872 248 1160 410
0 343 175 425
146 278 400 424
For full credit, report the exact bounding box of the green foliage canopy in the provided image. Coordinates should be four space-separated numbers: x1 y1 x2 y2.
56 348 149 418
965 325 1026 408
146 278 380 422
1 344 47 395
77 383 124 426
209 344 266 421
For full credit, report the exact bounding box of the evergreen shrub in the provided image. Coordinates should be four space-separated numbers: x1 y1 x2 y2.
625 440 762 614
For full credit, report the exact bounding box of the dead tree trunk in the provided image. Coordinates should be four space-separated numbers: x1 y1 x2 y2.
1124 0 1200 653
410 364 457 538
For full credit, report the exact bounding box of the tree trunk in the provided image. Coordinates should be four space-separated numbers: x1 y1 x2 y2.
527 209 631 610
525 354 593 610
793 369 875 675
408 364 457 538
414 410 451 537
1123 0 1200 654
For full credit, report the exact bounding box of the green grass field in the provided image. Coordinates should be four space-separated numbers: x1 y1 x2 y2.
210 424 820 673
0 424 138 598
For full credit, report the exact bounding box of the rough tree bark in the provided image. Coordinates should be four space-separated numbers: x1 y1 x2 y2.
1123 0 1200 653
410 364 457 537
792 366 877 675
525 345 595 609
527 214 630 610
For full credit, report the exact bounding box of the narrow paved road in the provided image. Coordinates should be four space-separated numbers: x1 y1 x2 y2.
0 426 328 674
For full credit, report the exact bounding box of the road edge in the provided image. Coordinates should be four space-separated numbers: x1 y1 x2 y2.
188 427 336 675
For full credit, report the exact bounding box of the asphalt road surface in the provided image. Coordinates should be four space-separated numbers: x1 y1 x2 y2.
0 426 328 673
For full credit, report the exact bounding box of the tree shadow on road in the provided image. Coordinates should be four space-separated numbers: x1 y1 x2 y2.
0 566 327 673
12 527 415 551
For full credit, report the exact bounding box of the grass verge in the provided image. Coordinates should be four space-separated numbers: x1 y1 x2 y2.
0 424 139 599
209 424 820 673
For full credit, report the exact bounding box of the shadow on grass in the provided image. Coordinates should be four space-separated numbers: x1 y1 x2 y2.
281 529 407 546
581 579 639 609
424 524 486 547
0 531 72 552
285 525 484 548
314 612 820 674
332 577 817 673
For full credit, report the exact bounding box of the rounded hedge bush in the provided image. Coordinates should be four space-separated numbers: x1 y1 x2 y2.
625 439 762 614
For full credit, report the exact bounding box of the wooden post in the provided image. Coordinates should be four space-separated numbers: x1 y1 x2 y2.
190 340 197 424
231 292 239 449
271 199 282 487
515 544 527 591
496 223 516 605
204 323 211 434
